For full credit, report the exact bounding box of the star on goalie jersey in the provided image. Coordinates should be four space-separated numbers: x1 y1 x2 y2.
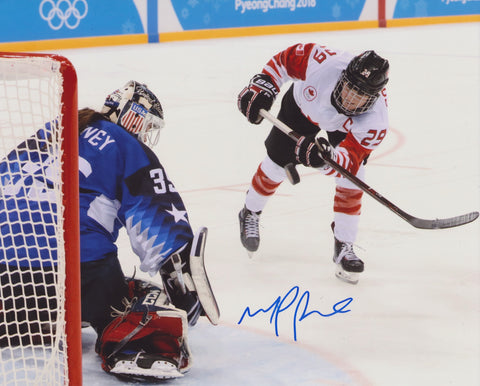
79 119 193 275
0 123 58 267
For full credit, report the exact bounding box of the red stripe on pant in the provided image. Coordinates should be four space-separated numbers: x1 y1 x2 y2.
334 186 363 215
252 164 281 196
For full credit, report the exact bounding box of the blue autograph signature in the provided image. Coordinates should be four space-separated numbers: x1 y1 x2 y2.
238 285 353 341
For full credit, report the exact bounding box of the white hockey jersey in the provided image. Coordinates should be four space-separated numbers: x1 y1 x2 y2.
263 43 389 176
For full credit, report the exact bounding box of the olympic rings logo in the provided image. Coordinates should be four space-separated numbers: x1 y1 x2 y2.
39 0 88 30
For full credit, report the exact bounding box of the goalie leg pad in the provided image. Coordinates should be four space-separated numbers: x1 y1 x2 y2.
125 276 164 300
97 288 192 379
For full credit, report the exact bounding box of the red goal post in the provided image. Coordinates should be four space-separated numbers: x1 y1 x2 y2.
0 53 81 385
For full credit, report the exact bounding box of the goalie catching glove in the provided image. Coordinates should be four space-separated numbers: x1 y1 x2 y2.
238 73 279 124
295 136 333 168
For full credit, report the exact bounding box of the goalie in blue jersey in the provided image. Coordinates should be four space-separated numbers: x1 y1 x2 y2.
0 81 219 380
78 81 219 379
0 122 61 348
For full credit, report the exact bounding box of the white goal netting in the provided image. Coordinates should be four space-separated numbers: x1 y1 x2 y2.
0 54 79 386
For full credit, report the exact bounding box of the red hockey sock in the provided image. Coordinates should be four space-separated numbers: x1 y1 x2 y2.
251 164 281 196
334 186 363 215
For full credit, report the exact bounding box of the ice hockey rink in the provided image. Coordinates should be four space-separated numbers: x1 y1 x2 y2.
52 21 479 385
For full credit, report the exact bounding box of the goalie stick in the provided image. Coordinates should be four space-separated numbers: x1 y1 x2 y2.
259 109 479 230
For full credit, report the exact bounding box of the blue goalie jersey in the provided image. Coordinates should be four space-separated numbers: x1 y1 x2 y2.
79 119 193 274
0 124 58 267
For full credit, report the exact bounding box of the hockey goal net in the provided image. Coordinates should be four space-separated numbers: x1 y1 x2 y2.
0 53 81 385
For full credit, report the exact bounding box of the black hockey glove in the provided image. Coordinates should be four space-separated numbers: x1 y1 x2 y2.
159 250 204 326
237 73 279 124
295 136 332 168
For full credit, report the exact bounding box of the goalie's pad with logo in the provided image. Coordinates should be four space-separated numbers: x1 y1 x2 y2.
97 283 191 380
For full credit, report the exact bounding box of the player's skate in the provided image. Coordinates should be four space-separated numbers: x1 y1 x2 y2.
238 206 261 257
109 352 183 381
333 236 364 285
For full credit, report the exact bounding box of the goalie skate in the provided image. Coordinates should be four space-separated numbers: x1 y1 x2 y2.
110 353 183 381
190 227 220 325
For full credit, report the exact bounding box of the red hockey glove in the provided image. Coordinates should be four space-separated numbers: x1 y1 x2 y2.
237 73 279 124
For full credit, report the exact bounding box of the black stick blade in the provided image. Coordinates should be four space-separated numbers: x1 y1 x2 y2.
407 211 479 229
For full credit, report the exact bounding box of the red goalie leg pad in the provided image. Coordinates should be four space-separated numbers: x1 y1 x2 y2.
334 186 363 215
251 164 281 196
98 309 188 372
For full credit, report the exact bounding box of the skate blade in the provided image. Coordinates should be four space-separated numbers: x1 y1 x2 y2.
110 359 183 380
335 265 360 285
240 242 257 258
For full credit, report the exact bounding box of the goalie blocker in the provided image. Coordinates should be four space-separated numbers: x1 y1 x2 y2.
160 227 220 326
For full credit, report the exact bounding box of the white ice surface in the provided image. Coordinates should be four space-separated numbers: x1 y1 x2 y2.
53 22 478 385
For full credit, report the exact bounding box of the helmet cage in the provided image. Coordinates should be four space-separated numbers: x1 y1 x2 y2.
138 111 163 146
102 81 165 147
332 71 379 116
332 50 389 116
118 100 164 146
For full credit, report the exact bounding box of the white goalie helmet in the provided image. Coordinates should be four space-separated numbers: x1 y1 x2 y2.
101 80 165 147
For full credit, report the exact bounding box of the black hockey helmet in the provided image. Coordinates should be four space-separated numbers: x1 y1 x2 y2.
101 80 165 147
332 50 389 116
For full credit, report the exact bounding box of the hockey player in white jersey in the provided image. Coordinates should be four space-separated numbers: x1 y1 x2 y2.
237 44 389 284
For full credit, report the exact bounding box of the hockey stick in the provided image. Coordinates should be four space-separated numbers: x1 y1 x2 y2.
259 110 300 185
259 109 479 230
